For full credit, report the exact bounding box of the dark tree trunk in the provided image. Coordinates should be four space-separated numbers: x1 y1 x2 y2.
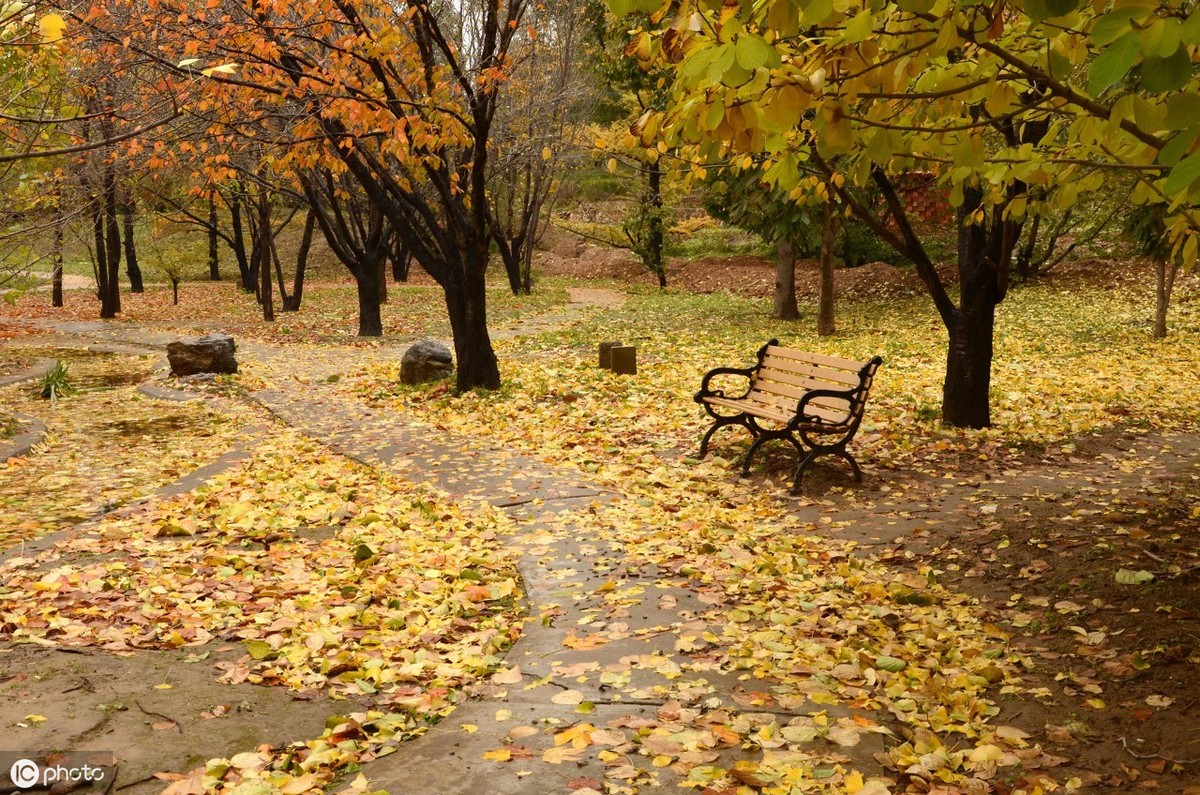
391 242 411 283
257 191 274 322
229 191 254 293
123 194 144 293
283 211 314 312
773 238 799 320
93 197 107 304
1154 256 1178 339
100 166 122 318
942 185 1008 429
817 202 836 336
51 201 64 308
377 253 388 306
443 254 500 392
170 278 179 305
648 162 666 289
208 194 220 281
355 259 384 336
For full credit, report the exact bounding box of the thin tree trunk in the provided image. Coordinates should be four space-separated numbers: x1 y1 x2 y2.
123 194 143 293
101 165 122 318
285 210 314 311
392 241 410 283
93 196 107 305
208 194 220 281
648 162 666 289
818 202 836 336
229 191 254 293
1154 256 1179 339
257 191 274 322
377 253 388 305
773 238 799 320
170 278 179 305
51 201 64 308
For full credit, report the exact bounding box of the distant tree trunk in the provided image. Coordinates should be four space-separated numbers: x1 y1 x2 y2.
648 162 666 289
123 194 144 293
391 240 411 283
283 210 313 312
228 190 254 293
169 276 180 305
377 254 388 305
817 202 836 336
208 194 220 281
92 197 107 304
257 190 274 322
51 201 64 308
100 163 122 318
1154 256 1179 339
773 239 799 320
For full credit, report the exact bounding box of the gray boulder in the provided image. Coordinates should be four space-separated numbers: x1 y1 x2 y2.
400 339 453 384
167 333 238 376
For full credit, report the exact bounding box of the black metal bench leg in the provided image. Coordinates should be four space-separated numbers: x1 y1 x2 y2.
741 434 772 476
791 448 822 494
834 448 863 481
697 421 724 459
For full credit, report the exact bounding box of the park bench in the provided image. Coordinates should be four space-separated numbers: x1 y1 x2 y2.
694 339 883 493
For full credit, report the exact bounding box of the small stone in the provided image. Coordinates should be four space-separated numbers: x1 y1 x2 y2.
400 339 453 385
167 334 238 376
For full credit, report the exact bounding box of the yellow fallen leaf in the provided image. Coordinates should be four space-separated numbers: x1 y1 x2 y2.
460 724 478 734
482 749 512 762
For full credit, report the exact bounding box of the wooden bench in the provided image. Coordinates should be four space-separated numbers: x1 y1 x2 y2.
694 339 882 493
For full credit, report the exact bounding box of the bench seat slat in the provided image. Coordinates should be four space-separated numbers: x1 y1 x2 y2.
757 366 853 395
761 351 864 386
765 345 867 373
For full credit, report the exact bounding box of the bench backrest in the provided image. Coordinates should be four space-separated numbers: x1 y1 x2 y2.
751 342 881 427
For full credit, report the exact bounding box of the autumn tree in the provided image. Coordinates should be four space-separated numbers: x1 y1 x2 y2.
119 0 535 390
489 0 594 295
621 0 1200 428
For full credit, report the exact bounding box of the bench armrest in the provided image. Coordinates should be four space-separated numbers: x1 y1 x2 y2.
695 366 755 403
796 387 858 425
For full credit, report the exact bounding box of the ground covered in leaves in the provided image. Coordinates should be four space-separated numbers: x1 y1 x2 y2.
1 256 1199 794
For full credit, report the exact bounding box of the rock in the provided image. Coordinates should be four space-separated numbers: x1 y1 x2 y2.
167 334 238 376
400 339 453 384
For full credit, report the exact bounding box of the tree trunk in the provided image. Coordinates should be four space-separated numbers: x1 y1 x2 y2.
941 187 1002 428
377 253 388 306
257 191 274 322
1153 256 1178 339
51 202 64 308
229 191 254 293
355 260 384 336
648 162 666 289
284 211 313 312
208 195 220 281
123 194 144 293
942 301 994 429
392 242 411 283
170 278 179 305
444 263 500 392
100 166 122 318
773 238 799 320
818 201 836 336
93 197 107 305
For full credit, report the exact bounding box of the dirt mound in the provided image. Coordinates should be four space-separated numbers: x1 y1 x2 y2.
535 244 933 300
